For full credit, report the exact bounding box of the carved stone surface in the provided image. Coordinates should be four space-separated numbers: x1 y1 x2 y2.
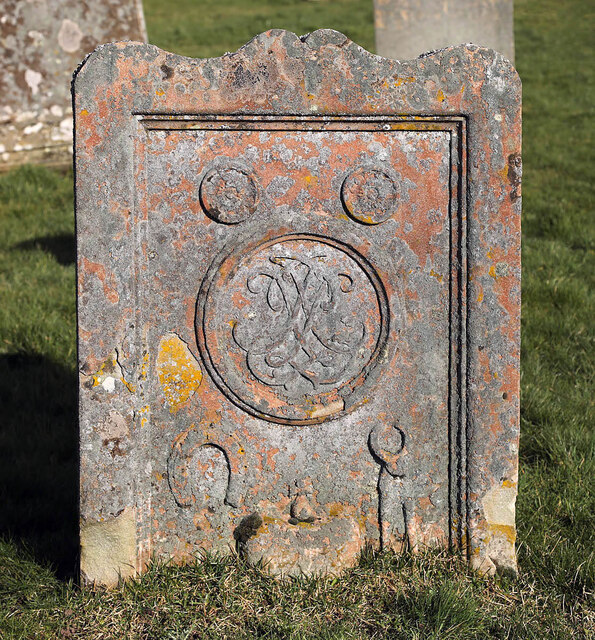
0 0 146 170
75 30 521 586
374 0 514 63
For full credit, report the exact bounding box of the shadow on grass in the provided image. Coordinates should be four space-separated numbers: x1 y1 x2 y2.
15 233 76 266
0 353 78 580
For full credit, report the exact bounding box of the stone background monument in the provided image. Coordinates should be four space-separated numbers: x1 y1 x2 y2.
74 30 521 586
374 0 514 63
0 0 146 170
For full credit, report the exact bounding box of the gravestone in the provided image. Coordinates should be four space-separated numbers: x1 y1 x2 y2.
374 0 514 63
74 30 521 586
0 0 146 170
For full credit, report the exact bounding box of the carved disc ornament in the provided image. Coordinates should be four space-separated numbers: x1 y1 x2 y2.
197 234 390 424
341 168 400 225
200 165 259 224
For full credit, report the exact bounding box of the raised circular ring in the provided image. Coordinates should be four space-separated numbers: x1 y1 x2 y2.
196 233 390 425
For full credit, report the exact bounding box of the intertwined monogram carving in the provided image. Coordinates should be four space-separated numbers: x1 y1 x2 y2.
232 254 366 394
198 234 388 424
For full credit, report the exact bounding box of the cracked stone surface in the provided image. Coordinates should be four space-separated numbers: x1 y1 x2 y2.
75 30 521 585
0 0 146 170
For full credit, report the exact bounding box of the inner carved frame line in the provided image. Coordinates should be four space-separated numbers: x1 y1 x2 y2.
134 114 468 557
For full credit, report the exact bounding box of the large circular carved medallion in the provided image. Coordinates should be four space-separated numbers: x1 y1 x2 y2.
196 234 389 424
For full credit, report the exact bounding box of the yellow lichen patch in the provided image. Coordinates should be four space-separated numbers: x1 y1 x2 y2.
328 503 345 517
488 523 517 545
429 269 443 283
437 89 446 102
138 404 149 428
157 334 203 412
394 76 415 87
489 265 497 279
139 351 150 382
80 507 137 587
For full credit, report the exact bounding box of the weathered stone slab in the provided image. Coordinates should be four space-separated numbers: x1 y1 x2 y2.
374 0 514 63
74 30 521 586
0 0 146 170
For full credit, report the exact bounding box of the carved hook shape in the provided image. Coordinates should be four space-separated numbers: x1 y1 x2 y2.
167 432 242 509
369 422 406 477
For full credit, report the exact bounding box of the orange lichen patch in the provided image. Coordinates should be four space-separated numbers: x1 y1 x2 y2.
394 76 415 87
437 89 446 102
81 256 119 303
156 333 203 412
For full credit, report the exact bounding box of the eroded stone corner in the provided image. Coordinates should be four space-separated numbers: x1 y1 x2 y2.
80 507 137 587
471 480 518 576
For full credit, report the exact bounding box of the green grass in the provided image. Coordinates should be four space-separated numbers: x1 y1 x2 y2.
142 0 376 58
0 0 593 637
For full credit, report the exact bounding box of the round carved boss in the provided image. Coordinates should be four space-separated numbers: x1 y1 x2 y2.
196 234 390 425
341 167 399 225
199 165 259 224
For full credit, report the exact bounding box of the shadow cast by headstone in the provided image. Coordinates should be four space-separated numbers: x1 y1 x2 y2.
15 233 75 266
0 353 78 580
